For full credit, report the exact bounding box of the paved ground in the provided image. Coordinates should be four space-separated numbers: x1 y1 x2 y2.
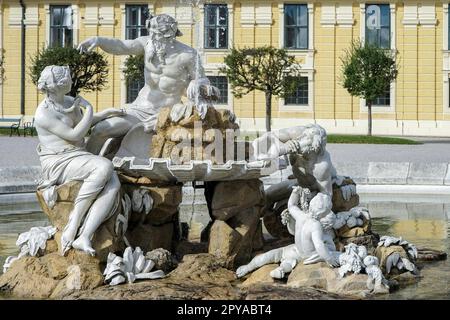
0 137 39 167
1 135 450 167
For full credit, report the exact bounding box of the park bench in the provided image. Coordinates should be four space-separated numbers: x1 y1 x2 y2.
23 118 36 137
0 116 23 137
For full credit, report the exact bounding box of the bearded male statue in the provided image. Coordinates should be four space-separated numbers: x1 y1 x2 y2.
78 14 219 155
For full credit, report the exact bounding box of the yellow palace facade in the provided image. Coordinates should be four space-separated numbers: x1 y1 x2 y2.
0 0 449 136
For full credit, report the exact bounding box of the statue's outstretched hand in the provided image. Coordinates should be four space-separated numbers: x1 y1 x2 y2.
280 209 292 226
75 96 92 110
252 134 284 160
78 37 99 53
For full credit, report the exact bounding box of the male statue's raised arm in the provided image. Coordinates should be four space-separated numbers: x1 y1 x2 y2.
78 36 145 56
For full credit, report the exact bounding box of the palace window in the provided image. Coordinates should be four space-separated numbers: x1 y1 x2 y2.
125 5 149 40
204 4 228 49
285 77 309 105
49 5 73 47
125 5 149 103
366 4 391 106
208 76 228 104
374 88 391 106
284 4 308 50
365 4 390 49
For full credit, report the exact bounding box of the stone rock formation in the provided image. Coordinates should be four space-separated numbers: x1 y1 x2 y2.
207 179 265 268
0 245 104 299
120 176 183 253
150 107 250 164
36 181 126 263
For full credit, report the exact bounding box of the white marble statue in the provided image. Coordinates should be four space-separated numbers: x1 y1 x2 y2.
363 256 390 293
236 187 341 279
338 243 389 293
77 14 219 155
378 236 418 274
254 124 357 217
3 226 57 273
333 207 370 230
34 65 123 256
103 247 165 286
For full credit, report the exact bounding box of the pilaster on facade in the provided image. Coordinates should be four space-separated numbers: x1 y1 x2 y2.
418 4 437 27
24 4 39 27
99 4 115 26
443 5 450 114
8 3 22 28
402 3 419 27
320 3 353 28
336 4 354 27
161 0 195 26
320 4 336 27
84 3 99 27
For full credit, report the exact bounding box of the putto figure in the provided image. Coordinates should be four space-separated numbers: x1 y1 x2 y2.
236 187 340 279
78 14 219 155
34 65 123 256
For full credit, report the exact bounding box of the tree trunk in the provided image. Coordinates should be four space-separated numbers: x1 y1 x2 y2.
265 92 272 132
367 101 372 136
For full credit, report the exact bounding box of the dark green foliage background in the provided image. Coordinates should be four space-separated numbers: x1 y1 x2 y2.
29 46 109 97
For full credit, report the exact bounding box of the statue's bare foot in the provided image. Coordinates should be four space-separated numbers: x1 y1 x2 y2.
236 265 251 278
270 267 285 279
72 236 96 256
61 225 79 255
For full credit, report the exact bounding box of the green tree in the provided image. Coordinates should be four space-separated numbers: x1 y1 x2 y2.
29 46 109 97
341 40 399 136
123 53 144 86
220 46 302 132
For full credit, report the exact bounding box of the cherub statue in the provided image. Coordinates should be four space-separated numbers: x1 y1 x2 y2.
236 187 340 279
78 14 220 155
34 65 123 256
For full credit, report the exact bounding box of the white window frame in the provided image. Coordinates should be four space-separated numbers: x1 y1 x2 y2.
359 3 396 113
206 75 230 108
279 3 314 52
199 1 234 52
279 71 314 112
119 2 155 106
45 3 79 47
204 68 233 111
277 3 314 113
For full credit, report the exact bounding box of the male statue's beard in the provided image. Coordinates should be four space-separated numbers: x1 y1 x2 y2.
149 33 172 65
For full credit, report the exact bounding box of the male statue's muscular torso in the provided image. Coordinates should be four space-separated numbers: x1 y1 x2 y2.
132 37 196 113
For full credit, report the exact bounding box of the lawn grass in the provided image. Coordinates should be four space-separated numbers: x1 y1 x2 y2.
327 134 421 145
238 131 421 145
0 128 27 136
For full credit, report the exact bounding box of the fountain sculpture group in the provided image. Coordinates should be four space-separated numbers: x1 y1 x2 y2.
0 13 441 299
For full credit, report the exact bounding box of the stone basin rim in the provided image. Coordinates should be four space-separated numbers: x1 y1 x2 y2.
112 156 284 182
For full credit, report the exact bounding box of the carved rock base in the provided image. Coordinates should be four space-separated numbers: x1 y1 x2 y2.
0 244 103 299
36 181 125 263
207 179 265 268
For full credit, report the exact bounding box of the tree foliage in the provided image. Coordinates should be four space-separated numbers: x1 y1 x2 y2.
220 46 302 131
29 46 109 97
123 53 145 85
340 40 399 135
